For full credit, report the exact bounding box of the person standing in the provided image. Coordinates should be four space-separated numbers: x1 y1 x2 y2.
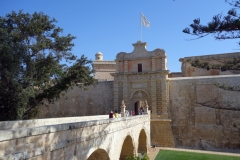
114 111 119 118
132 110 135 116
151 140 156 151
109 111 114 118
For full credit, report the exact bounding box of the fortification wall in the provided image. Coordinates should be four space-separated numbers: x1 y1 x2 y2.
37 81 114 118
169 75 240 149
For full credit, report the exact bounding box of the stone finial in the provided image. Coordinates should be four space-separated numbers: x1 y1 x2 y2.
121 100 126 117
132 41 147 50
95 52 103 60
143 100 149 114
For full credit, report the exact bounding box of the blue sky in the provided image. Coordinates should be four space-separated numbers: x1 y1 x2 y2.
1 0 237 72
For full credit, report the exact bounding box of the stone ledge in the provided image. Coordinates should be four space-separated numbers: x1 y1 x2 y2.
151 119 172 122
0 115 109 131
168 74 240 81
0 115 149 142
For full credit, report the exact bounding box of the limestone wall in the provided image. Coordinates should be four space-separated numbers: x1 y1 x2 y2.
37 81 114 119
169 75 240 149
179 52 240 77
0 115 150 160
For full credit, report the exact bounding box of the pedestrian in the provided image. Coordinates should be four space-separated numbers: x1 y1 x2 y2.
114 111 119 118
151 140 156 151
125 110 129 117
132 110 135 116
109 111 114 118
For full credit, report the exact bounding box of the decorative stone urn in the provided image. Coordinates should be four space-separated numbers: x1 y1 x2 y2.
121 100 126 117
143 100 149 114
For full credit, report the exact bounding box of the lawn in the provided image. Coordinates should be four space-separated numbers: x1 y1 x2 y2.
155 150 240 160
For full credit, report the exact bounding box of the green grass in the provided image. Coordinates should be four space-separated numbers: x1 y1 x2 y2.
155 150 240 160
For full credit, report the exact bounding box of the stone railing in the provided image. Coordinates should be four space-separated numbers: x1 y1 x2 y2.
0 115 108 130
0 114 150 159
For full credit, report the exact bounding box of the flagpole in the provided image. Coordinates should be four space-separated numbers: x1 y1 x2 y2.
140 11 142 41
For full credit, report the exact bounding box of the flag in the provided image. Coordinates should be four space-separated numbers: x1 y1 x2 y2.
141 12 150 28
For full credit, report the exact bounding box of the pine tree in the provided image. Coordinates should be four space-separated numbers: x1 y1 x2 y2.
0 11 96 120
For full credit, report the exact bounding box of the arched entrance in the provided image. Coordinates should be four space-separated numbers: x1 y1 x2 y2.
120 135 134 160
87 149 110 160
138 129 147 153
134 101 145 115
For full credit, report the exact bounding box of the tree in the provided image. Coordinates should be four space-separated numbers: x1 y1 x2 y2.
183 0 240 45
0 11 96 121
182 1 240 113
182 0 240 71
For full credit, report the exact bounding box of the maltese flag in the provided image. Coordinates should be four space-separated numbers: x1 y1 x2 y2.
141 12 150 28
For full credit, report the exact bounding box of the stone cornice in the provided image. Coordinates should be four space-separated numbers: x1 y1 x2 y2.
116 41 166 61
93 60 116 64
111 70 170 76
179 52 240 63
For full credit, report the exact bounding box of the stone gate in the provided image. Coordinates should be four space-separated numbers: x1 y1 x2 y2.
111 41 175 147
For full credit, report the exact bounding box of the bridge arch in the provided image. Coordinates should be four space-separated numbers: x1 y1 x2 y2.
120 135 135 160
87 148 110 160
138 129 148 153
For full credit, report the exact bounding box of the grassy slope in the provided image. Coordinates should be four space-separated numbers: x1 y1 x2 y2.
155 150 240 160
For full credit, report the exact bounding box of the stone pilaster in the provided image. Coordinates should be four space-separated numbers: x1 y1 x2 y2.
116 61 119 73
150 77 157 118
152 58 156 71
124 61 128 73
113 80 119 112
162 57 167 70
122 76 129 108
160 77 169 119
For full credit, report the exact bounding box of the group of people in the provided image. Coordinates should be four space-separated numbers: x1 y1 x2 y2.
109 107 145 118
109 111 118 118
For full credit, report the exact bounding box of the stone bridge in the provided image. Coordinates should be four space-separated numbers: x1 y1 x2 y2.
0 115 150 160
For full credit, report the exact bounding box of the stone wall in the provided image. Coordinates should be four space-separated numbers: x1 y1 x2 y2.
37 81 114 119
0 115 150 160
169 75 240 149
179 52 240 77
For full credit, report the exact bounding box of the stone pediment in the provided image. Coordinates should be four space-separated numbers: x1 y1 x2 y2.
116 41 166 60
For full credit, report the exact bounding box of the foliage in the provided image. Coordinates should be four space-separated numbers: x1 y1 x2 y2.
155 150 240 160
126 153 149 160
189 58 240 71
0 11 96 121
183 0 240 45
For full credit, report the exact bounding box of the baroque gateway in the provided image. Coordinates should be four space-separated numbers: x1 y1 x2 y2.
37 41 240 150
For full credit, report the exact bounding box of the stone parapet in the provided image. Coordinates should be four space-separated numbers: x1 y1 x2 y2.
0 115 150 160
0 115 109 131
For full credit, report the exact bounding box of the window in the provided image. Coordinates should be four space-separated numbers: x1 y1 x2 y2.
138 64 142 72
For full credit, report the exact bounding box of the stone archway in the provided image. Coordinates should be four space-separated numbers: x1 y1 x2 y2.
130 89 151 112
120 135 135 160
87 149 110 160
134 101 145 115
138 129 147 153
